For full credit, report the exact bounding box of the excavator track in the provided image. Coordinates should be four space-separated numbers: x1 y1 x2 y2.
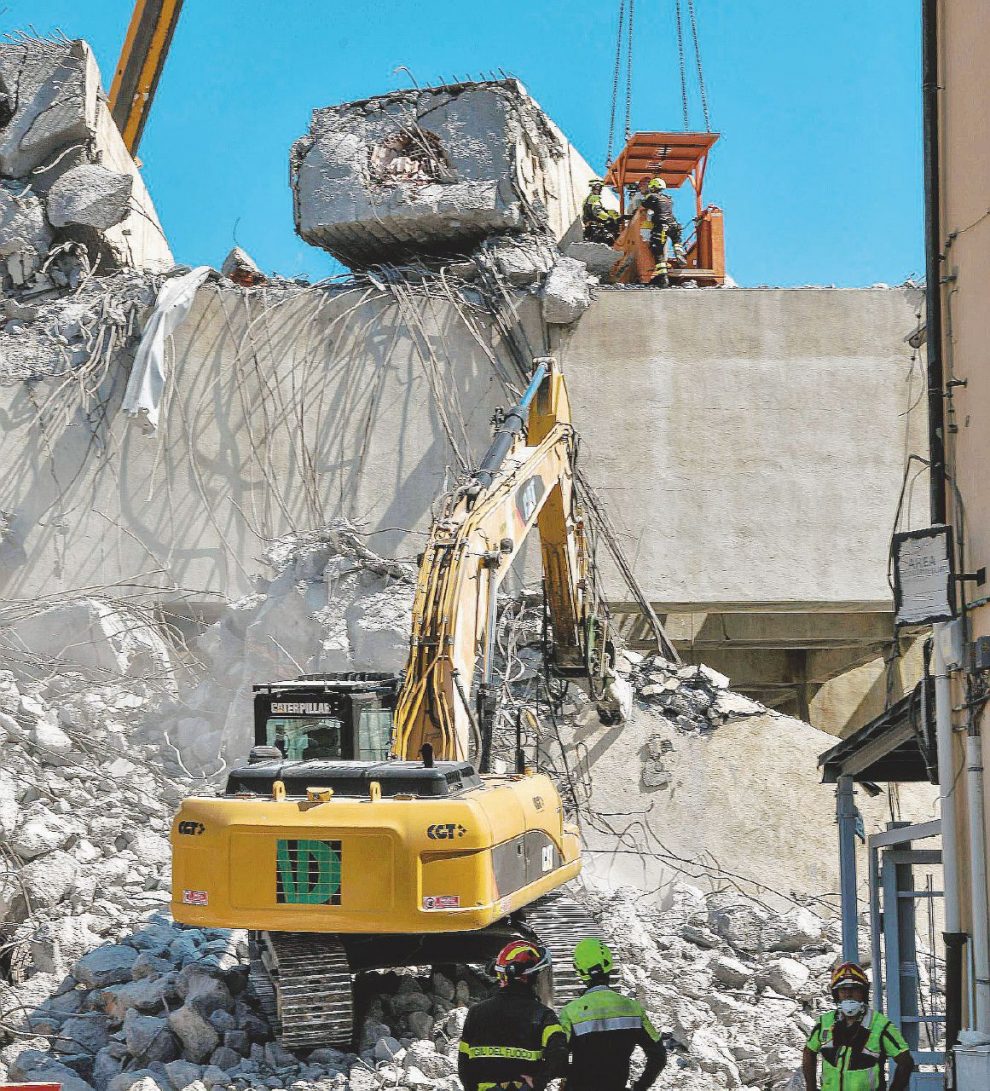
256 932 354 1050
247 940 278 1024
516 887 605 1005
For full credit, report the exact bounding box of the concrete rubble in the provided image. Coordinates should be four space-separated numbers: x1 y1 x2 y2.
0 34 171 298
0 572 839 1091
0 527 937 1091
291 79 596 268
541 256 592 324
47 165 134 231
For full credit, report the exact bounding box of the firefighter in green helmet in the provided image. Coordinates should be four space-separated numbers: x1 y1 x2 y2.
558 938 667 1091
802 961 915 1091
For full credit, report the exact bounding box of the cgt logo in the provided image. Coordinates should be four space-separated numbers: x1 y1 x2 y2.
178 821 205 836
427 822 467 840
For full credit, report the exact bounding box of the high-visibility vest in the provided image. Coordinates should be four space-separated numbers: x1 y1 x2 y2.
808 1009 910 1091
559 985 660 1040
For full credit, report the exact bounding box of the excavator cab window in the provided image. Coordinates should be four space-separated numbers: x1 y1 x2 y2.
356 706 393 761
268 716 344 761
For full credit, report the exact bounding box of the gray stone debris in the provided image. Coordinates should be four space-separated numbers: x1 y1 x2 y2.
0 182 52 256
0 36 171 296
564 239 620 278
220 246 266 286
47 164 134 230
477 234 557 286
0 531 863 1091
541 256 591 325
627 652 768 735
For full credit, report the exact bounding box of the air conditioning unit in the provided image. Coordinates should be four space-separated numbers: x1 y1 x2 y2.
955 1044 990 1089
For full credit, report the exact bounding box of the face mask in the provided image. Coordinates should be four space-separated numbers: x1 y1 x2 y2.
838 999 865 1018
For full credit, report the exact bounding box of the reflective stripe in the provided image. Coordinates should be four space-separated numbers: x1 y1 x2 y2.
461 1045 543 1061
541 1022 563 1047
570 1015 644 1036
560 986 654 1042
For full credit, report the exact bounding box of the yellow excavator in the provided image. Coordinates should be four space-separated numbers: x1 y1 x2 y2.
170 359 624 1048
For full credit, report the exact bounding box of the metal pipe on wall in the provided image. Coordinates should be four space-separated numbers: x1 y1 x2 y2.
934 628 966 1045
965 732 990 1030
922 0 946 524
837 774 859 962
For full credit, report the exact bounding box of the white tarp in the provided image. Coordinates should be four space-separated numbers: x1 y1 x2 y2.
122 265 212 431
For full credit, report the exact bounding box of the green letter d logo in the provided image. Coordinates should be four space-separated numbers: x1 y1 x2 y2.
276 839 342 905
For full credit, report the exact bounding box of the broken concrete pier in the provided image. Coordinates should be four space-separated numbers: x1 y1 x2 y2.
0 36 171 280
291 79 599 267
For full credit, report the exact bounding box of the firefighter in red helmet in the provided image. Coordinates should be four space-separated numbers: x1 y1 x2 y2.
458 940 568 1091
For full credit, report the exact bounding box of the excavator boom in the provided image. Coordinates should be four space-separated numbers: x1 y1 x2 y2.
108 0 184 155
394 358 617 763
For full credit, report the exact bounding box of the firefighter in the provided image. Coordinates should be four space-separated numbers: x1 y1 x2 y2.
559 938 667 1091
457 940 567 1091
801 961 915 1091
642 177 686 279
582 179 619 243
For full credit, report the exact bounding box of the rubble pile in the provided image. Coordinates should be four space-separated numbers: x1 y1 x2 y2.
0 266 157 382
0 35 172 300
0 533 887 1091
0 638 834 1091
623 653 765 735
582 882 837 1091
146 527 416 778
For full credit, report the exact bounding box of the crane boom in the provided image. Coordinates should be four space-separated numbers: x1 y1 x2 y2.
108 0 184 155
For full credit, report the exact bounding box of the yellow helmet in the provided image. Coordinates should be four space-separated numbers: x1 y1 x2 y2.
648 177 666 192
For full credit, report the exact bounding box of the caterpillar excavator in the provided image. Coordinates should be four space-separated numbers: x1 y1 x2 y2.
170 359 628 1049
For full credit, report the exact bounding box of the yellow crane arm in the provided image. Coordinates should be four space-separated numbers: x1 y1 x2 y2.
393 359 614 764
108 0 184 156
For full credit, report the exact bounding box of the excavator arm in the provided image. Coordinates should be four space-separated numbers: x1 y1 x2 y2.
393 359 620 765
108 0 184 156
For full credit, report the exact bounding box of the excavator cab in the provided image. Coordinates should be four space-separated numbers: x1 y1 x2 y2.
250 674 399 764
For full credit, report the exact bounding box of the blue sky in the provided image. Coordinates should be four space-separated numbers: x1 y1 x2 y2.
4 1 922 286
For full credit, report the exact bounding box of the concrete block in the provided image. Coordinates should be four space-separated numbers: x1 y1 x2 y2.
0 38 171 271
291 79 599 268
541 256 591 324
480 234 557 285
565 240 619 278
47 164 133 230
0 39 96 178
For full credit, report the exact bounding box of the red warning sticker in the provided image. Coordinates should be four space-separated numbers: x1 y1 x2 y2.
182 889 209 906
422 894 460 910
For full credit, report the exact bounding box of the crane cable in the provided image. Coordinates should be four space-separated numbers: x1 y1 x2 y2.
606 0 636 167
688 0 712 132
624 0 635 142
674 0 690 131
675 0 715 132
605 0 626 165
